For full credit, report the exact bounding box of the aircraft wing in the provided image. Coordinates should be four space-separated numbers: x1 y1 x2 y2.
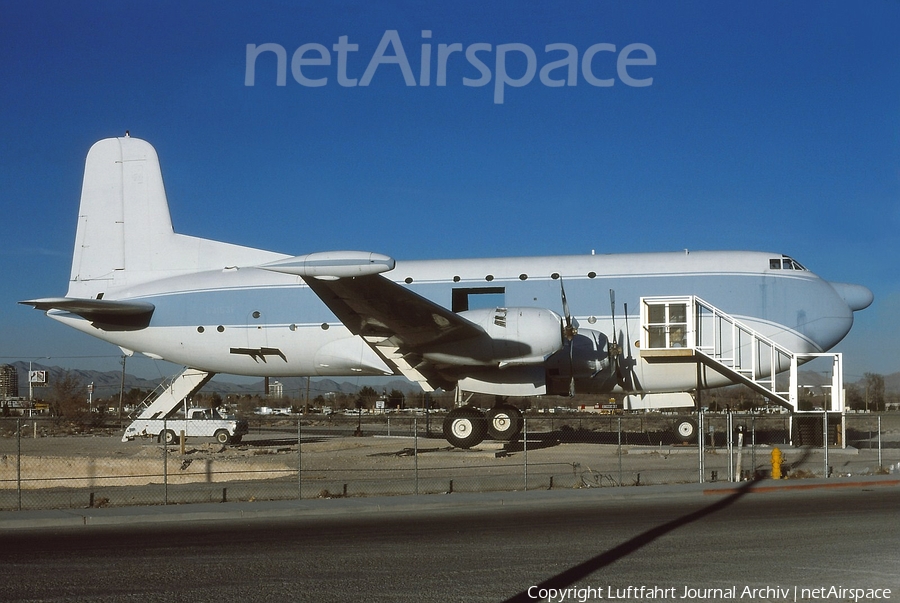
302 274 484 389
20 297 155 329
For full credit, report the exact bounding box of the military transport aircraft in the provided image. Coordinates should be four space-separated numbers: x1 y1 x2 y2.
22 136 873 447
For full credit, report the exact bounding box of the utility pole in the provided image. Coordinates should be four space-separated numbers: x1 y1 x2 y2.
305 376 311 414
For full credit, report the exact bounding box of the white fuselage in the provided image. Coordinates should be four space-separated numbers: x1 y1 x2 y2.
49 250 862 394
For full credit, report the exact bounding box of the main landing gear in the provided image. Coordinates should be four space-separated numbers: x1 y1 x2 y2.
442 404 524 449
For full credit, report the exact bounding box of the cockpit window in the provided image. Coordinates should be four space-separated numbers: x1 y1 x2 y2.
769 256 807 271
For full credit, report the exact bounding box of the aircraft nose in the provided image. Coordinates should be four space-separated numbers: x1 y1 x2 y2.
829 282 874 312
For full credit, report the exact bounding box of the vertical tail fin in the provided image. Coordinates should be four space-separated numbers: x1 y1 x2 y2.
67 135 285 298
69 135 175 295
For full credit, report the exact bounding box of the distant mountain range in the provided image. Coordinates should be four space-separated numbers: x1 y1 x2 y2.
5 361 898 401
5 361 424 400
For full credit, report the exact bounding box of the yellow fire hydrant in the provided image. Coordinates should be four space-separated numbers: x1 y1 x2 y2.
771 447 783 479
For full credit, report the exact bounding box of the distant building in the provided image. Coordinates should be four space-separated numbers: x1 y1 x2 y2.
0 364 18 398
268 380 283 398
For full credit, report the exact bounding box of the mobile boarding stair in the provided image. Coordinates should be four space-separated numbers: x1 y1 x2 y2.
638 296 844 447
121 368 214 441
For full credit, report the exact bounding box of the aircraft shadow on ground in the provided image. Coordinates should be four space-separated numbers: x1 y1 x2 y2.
846 428 900 450
238 437 330 447
499 450 812 603
506 427 791 450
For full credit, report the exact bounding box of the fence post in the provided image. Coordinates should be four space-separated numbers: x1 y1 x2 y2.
16 418 22 511
698 411 704 484
297 414 303 500
726 411 734 482
523 415 528 491
750 414 756 479
617 416 623 486
823 410 829 478
163 418 168 505
877 414 882 470
414 416 418 495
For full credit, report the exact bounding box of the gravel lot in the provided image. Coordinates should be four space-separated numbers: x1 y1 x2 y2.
1 412 898 511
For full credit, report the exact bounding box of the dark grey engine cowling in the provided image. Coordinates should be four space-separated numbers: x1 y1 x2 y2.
545 328 615 395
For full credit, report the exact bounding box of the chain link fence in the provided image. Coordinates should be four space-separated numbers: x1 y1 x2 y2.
1 412 897 511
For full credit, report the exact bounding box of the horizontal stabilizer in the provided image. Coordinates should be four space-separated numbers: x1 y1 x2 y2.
20 297 154 329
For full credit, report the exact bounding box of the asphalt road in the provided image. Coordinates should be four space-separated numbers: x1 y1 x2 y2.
0 483 897 602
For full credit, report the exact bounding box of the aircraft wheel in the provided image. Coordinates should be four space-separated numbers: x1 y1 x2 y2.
214 429 230 445
443 407 487 449
486 404 523 441
674 417 698 443
160 429 177 445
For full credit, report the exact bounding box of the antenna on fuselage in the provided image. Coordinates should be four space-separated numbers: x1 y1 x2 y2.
609 289 621 360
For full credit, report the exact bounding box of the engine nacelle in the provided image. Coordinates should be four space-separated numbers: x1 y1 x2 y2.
422 307 563 367
454 325 615 397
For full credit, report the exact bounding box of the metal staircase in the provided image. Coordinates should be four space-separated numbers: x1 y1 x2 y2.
638 296 844 415
130 367 215 420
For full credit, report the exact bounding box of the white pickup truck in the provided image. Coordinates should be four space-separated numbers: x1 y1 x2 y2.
122 407 249 445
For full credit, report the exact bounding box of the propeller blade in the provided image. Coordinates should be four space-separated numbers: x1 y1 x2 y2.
568 326 576 396
623 302 635 392
560 277 577 340
560 276 576 397
609 289 626 388
608 289 621 356
559 275 578 398
609 289 619 348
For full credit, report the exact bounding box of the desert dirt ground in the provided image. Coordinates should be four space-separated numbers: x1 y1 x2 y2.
1 413 898 510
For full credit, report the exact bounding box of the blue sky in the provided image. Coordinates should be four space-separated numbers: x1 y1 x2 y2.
1 1 898 382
